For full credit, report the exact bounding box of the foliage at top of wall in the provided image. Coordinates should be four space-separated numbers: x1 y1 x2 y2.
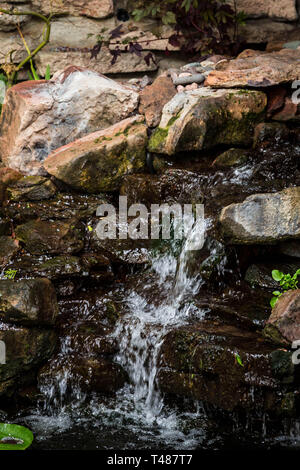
92 0 246 66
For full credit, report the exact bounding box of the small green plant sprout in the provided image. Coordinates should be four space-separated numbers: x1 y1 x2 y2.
270 269 300 308
234 352 244 367
3 269 17 280
87 225 93 232
45 64 51 80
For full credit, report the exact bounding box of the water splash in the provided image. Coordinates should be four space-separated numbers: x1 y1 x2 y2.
112 216 208 423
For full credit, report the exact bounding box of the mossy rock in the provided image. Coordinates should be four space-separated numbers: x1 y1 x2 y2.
148 88 266 155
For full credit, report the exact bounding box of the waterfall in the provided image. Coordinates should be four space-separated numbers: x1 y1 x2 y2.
25 214 209 448
111 215 207 423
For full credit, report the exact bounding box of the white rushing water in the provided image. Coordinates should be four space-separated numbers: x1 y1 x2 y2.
112 216 208 424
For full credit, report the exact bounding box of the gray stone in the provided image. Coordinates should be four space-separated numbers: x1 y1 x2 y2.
220 187 300 244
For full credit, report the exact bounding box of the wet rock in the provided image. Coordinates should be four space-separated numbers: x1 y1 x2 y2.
194 289 270 328
39 357 127 395
7 176 57 201
10 253 114 283
0 278 58 326
220 187 300 244
31 0 114 18
91 232 151 266
245 262 300 289
4 193 108 226
266 87 287 117
139 76 176 127
15 219 84 255
212 148 249 168
0 168 23 186
0 167 23 204
245 264 278 289
120 169 203 206
179 237 227 284
12 255 85 281
279 240 300 259
0 219 10 237
263 290 300 346
56 280 76 297
0 67 139 174
158 322 294 413
44 116 147 193
0 325 56 396
0 237 19 268
272 97 299 121
253 122 289 147
205 49 300 88
148 88 266 155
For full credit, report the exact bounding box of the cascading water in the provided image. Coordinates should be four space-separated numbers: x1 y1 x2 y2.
22 215 210 449
112 216 207 423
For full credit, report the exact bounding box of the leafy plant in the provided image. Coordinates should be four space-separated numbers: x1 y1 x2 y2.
92 0 247 66
0 8 53 87
0 423 33 450
270 269 300 308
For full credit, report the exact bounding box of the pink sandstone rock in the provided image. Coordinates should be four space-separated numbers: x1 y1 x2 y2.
0 66 139 175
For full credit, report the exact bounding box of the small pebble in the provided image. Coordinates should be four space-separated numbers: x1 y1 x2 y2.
181 62 203 70
177 85 185 93
200 60 215 69
170 71 178 81
185 82 198 91
140 75 152 88
179 72 192 77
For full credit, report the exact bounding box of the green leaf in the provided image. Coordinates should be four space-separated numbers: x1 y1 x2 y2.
235 353 244 367
272 291 281 296
45 64 51 80
30 62 40 81
162 11 176 24
0 73 7 84
272 270 284 282
0 423 33 450
270 297 278 308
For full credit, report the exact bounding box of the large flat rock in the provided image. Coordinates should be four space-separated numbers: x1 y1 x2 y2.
44 115 148 193
158 322 295 414
205 49 300 88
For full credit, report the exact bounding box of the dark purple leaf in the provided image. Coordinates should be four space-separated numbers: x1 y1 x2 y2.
144 52 156 67
129 42 143 56
91 43 102 59
110 47 122 65
109 25 124 40
168 34 181 48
